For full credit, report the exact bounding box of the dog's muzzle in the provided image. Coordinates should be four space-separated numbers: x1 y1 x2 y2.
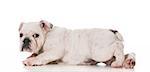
21 37 31 51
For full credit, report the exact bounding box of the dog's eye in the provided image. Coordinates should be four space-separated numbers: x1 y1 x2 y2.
33 34 39 38
20 33 23 37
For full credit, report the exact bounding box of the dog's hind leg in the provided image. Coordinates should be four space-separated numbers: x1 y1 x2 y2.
111 41 125 68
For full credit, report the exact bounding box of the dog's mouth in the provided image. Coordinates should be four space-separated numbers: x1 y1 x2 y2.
21 37 33 52
21 47 32 52
21 44 32 52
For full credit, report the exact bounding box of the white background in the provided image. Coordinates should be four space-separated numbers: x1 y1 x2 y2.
0 0 149 72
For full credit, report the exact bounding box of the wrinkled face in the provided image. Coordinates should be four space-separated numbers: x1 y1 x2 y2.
19 20 53 53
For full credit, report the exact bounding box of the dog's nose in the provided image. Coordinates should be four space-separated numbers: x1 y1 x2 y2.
23 38 31 43
22 37 31 51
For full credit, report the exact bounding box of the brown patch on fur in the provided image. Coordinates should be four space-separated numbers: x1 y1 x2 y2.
125 54 129 59
84 59 99 65
27 53 38 59
103 56 116 66
47 59 62 64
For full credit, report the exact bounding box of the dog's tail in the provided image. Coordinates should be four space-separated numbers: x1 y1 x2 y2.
109 29 123 41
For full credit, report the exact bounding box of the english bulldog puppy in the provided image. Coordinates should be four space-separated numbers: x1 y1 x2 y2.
19 20 125 68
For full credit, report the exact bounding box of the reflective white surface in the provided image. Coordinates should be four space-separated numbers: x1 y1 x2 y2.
24 65 134 72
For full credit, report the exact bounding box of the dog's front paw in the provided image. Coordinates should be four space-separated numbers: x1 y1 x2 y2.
23 57 44 66
23 57 34 66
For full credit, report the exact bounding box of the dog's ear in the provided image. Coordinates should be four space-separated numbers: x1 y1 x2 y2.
40 20 53 32
19 22 24 31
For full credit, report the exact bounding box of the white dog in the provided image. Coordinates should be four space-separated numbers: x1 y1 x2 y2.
19 20 133 68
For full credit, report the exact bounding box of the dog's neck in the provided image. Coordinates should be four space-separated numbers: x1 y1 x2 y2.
36 27 54 55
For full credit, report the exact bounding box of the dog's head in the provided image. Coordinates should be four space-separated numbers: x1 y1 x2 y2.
19 20 53 53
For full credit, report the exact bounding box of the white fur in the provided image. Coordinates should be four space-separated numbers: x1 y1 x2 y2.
20 21 125 67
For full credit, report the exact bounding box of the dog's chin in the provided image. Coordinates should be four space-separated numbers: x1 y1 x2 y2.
21 47 32 52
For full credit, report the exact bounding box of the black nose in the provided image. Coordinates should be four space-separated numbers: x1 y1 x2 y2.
22 38 31 51
23 38 31 43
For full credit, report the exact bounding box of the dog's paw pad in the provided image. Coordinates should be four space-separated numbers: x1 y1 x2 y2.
124 59 135 69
